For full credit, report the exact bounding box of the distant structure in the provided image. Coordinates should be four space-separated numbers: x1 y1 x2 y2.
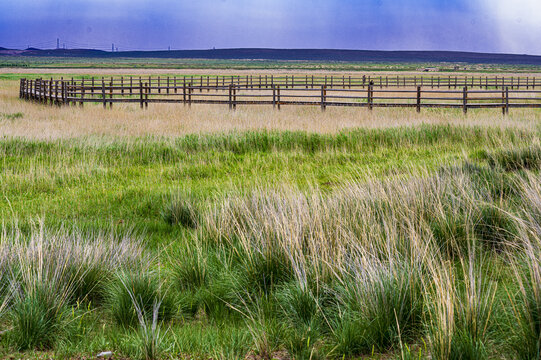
112 43 114 52
56 38 59 49
418 67 439 72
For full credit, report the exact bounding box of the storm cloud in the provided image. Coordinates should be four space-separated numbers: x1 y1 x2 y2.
0 0 539 55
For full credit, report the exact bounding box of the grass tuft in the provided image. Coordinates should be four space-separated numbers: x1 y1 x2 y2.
108 272 174 328
161 194 199 228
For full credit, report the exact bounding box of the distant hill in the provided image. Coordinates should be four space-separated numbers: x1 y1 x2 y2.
2 47 541 65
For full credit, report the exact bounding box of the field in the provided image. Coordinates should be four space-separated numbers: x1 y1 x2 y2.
1 66 541 360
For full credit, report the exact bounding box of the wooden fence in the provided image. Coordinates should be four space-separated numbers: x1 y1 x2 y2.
19 74 541 91
19 77 541 114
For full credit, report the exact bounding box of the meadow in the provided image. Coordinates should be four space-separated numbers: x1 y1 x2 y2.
1 70 541 359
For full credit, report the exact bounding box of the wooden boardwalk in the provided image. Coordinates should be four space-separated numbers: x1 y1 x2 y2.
19 75 541 114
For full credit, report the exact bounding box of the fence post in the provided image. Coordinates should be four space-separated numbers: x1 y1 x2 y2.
182 82 186 106
272 85 276 109
321 85 327 112
34 79 41 102
228 84 233 110
102 79 106 109
139 81 144 109
145 82 149 108
109 80 113 109
368 82 373 111
232 84 236 110
277 85 281 110
416 86 421 113
462 86 468 114
61 80 66 106
501 88 505 116
80 79 85 107
41 80 47 105
49 80 54 105
188 83 192 108
505 87 509 115
55 80 59 106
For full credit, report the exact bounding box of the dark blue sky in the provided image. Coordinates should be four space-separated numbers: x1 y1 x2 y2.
1 0 540 55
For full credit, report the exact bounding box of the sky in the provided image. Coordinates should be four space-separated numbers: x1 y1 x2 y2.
1 0 540 55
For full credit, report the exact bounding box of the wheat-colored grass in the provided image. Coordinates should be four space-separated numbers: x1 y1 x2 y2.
1 79 540 139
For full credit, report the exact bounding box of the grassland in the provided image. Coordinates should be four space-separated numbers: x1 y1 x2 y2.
2 56 541 73
1 72 541 359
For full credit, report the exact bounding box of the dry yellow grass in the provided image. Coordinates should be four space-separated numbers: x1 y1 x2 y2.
2 76 541 139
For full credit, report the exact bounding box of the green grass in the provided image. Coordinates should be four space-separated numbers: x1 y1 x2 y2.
0 125 533 245
3 56 540 72
2 124 541 359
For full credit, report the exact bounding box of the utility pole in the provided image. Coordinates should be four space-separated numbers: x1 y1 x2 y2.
168 46 170 51
57 38 59 49
112 43 114 52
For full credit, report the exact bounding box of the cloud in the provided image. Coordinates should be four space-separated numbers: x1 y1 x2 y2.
0 0 539 54
477 0 541 54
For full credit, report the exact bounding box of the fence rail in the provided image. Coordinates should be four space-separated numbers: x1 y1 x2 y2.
18 74 541 90
19 77 541 114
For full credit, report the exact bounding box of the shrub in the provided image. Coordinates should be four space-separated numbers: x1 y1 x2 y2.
108 272 174 328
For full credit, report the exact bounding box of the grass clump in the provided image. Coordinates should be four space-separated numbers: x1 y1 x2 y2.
10 285 69 350
329 257 424 357
161 194 199 228
1 112 23 121
1 224 145 351
242 250 293 294
486 145 541 172
474 205 516 251
108 272 174 328
426 251 497 360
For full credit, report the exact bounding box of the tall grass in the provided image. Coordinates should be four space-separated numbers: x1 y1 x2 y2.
191 152 541 358
0 224 146 350
506 174 541 359
4 143 541 358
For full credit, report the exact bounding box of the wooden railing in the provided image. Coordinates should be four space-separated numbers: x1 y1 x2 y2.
19 77 541 114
